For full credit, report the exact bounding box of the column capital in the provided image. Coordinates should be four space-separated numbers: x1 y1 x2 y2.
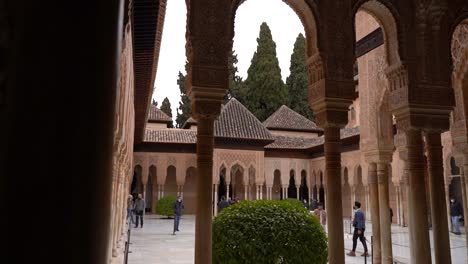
363 150 393 164
191 99 223 120
368 162 377 184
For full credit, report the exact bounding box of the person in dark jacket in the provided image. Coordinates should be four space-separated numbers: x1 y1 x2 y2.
450 198 463 235
347 201 368 257
172 196 184 235
218 196 230 213
134 194 145 228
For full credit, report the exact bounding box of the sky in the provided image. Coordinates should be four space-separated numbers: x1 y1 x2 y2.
152 0 304 118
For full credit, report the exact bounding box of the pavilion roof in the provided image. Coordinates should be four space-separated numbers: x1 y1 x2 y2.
148 105 172 124
144 129 196 144
263 105 322 133
214 98 274 143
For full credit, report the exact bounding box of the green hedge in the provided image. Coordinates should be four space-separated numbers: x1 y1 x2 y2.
213 200 327 264
283 198 304 208
155 196 176 218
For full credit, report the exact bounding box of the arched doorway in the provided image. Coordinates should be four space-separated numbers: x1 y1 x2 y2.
165 165 178 198
218 166 227 201
342 167 352 218
231 164 245 201
272 169 282 200
355 165 366 214
146 165 155 212
131 165 143 196
319 171 325 207
184 167 197 214
249 166 256 200
299 170 309 202
288 170 297 199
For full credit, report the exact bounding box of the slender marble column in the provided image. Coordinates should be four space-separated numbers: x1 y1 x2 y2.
377 162 393 264
324 127 345 264
194 118 215 264
405 130 432 264
369 163 381 264
424 132 451 264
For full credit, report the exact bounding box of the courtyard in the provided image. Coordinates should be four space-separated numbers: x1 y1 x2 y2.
128 215 468 264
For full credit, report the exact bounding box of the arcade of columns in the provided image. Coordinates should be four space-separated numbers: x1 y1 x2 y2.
184 1 468 264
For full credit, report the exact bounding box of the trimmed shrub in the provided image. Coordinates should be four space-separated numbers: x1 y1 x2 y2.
213 200 327 264
155 196 176 218
283 198 304 208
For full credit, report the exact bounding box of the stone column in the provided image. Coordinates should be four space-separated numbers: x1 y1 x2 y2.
368 162 381 264
377 162 393 264
405 129 432 264
445 184 452 232
459 168 468 257
194 117 216 264
214 184 218 216
395 185 401 226
424 131 451 264
323 126 345 264
259 185 263 200
296 185 300 200
226 182 230 200
244 185 248 200
161 185 165 198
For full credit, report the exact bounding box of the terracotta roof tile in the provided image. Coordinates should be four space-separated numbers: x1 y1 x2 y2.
148 105 172 123
265 136 323 149
263 105 322 132
214 98 274 142
182 117 197 129
144 129 196 144
265 127 360 149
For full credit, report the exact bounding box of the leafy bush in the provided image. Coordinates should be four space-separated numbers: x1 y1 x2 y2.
155 196 176 218
213 200 327 264
282 198 304 208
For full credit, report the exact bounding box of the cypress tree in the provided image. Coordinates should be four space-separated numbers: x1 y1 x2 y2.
244 22 287 121
286 33 314 120
175 71 192 128
226 50 247 103
160 97 174 128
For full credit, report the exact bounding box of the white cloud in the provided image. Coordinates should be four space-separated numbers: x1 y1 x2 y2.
153 0 304 117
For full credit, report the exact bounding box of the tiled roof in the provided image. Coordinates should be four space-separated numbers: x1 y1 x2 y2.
341 126 360 138
214 98 274 142
182 117 197 129
265 127 360 150
263 105 322 132
144 129 196 144
148 105 172 123
265 136 323 149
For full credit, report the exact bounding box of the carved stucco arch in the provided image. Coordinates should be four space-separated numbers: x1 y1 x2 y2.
352 0 404 65
230 161 247 184
451 19 468 80
230 0 320 58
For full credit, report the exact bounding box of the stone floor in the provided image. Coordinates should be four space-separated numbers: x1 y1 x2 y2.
128 214 467 264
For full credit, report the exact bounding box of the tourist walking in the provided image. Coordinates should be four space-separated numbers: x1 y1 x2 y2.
127 194 135 224
310 199 318 210
347 201 369 257
134 193 145 228
218 196 230 213
172 196 184 235
450 198 463 235
313 203 327 227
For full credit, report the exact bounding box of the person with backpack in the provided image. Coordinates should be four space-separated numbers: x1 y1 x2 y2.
347 201 369 257
133 193 145 228
172 196 184 235
218 196 230 213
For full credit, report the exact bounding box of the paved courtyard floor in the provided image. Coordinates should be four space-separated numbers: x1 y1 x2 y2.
128 214 467 264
